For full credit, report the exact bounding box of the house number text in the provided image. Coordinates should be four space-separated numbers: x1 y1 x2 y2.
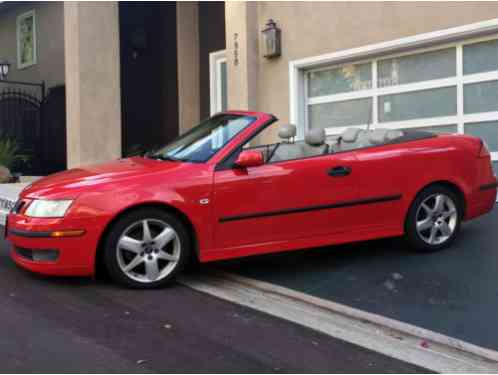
233 33 239 66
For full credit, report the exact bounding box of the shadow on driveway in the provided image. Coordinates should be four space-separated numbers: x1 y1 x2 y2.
0 232 428 373
215 207 498 351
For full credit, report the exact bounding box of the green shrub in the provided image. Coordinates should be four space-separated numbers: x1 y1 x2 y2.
0 136 29 170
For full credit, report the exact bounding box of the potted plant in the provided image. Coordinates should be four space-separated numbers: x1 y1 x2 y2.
0 136 29 183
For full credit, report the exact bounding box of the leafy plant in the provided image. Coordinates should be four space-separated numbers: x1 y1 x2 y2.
0 136 30 170
125 144 147 157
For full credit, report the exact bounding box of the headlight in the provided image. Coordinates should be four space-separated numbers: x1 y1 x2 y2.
25 200 74 218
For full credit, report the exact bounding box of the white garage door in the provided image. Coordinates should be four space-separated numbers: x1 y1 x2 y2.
304 35 498 180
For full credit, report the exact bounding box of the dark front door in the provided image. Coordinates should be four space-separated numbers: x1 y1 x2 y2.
119 3 179 157
40 86 67 174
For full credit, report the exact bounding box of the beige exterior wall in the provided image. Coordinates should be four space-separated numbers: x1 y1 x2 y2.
225 2 259 111
176 2 200 134
64 2 122 168
0 2 65 89
224 2 498 143
6 2 497 167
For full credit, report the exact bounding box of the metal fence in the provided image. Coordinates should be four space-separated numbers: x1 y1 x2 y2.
0 86 66 175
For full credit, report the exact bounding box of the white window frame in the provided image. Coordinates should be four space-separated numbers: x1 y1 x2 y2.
209 50 227 115
16 10 37 70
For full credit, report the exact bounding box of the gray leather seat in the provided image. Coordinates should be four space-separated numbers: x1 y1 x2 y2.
335 127 367 151
386 129 404 141
329 127 406 153
270 125 329 162
368 129 389 145
341 128 363 143
301 128 328 157
270 124 302 162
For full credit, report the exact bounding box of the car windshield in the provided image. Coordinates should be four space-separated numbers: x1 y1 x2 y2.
149 114 256 163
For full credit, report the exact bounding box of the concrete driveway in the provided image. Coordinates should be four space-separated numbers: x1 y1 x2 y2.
220 206 498 352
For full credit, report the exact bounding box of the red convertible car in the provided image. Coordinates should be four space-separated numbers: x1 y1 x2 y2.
6 111 497 288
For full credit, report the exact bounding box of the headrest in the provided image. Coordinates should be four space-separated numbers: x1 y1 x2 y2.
368 129 388 145
305 128 326 146
341 128 362 143
278 124 297 140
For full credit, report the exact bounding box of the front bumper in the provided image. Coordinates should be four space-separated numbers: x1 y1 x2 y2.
6 213 102 277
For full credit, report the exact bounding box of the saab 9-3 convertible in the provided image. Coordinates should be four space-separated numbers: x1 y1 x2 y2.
6 111 497 288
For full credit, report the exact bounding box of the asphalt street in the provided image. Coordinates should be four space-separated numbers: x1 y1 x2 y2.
0 235 427 373
223 206 498 351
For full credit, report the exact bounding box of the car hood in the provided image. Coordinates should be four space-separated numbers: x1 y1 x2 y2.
22 157 184 199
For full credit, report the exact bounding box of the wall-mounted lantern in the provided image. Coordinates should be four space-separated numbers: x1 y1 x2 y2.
0 61 10 80
0 59 45 98
262 19 281 59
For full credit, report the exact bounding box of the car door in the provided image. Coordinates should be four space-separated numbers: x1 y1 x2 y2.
352 145 407 231
211 151 363 251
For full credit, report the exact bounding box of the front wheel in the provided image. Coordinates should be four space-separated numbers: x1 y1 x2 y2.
103 208 191 288
405 186 462 252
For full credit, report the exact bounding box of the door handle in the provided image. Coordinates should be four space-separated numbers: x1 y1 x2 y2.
328 166 351 177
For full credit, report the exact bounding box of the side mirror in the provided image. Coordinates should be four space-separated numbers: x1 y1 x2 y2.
235 150 264 168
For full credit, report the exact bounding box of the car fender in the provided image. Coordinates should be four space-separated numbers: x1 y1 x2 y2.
400 169 470 223
72 176 215 268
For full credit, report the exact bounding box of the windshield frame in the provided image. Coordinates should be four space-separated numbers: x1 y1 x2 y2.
149 113 257 164
214 114 279 170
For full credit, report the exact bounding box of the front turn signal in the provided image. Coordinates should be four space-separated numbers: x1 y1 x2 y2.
50 230 86 238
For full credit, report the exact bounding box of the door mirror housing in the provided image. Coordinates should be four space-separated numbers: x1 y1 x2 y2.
235 150 264 168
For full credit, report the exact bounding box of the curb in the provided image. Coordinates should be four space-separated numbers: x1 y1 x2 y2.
215 270 498 364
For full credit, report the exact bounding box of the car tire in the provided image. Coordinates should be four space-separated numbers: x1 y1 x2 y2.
405 185 462 253
103 208 191 289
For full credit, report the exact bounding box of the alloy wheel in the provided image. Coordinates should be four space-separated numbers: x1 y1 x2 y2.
415 193 458 245
116 219 181 283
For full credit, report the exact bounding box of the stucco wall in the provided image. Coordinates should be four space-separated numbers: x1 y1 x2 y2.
64 2 121 167
0 2 64 91
252 2 498 141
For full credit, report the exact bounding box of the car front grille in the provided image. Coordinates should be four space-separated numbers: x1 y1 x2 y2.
15 247 60 262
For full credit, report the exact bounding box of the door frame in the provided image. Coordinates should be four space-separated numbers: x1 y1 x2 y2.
209 50 227 115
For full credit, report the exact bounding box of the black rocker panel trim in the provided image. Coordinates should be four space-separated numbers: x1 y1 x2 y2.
480 182 498 191
219 194 402 223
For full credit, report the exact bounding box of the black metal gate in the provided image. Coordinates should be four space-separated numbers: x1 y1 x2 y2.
0 89 41 174
0 86 67 175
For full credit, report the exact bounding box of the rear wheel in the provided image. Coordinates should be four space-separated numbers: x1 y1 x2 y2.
103 208 191 288
405 185 462 252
